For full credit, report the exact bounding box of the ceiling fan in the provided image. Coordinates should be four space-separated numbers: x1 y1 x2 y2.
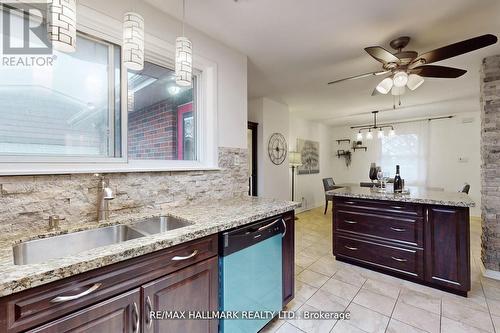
328 34 498 96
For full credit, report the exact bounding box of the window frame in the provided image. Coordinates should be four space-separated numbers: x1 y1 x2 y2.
0 5 219 175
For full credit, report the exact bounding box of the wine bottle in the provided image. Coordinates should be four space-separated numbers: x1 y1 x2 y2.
394 165 402 193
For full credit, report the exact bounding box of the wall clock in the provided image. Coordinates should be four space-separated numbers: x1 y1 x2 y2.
268 133 288 165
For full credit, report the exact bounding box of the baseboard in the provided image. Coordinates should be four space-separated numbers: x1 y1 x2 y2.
479 260 500 281
296 201 325 214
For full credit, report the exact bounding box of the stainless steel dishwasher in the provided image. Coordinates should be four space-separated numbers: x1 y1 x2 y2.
219 216 286 333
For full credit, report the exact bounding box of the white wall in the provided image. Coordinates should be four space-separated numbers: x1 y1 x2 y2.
80 0 248 149
248 97 290 200
289 115 333 212
330 111 481 216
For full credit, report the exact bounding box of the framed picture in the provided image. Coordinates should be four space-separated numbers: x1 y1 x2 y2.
297 139 320 175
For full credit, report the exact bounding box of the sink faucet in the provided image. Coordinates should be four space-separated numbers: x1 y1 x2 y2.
96 175 115 221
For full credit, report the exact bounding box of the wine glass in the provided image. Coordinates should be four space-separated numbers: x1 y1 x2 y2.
369 163 377 183
382 171 390 191
376 168 383 189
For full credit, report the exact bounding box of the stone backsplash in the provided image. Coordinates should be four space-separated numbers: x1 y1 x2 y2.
0 147 248 235
480 55 500 271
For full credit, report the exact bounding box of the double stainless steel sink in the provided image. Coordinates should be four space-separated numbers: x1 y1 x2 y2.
13 216 193 265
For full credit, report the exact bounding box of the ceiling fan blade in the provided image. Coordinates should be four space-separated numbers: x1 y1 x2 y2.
410 34 497 67
364 46 400 64
410 65 467 78
328 70 389 85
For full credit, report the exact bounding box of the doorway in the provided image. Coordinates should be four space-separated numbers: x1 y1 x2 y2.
248 122 258 196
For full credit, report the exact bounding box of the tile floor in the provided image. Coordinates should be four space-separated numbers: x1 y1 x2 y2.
261 206 500 333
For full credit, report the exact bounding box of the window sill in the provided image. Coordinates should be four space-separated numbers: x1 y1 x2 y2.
0 163 221 176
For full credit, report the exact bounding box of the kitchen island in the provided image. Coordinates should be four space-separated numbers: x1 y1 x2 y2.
327 186 475 296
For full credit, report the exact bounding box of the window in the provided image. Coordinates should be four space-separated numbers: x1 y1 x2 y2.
127 61 196 161
380 122 429 187
0 5 217 174
0 14 121 158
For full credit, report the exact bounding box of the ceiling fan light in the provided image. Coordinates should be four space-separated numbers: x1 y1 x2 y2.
366 130 373 140
356 132 363 140
393 71 409 87
407 74 425 90
391 86 406 96
375 77 393 94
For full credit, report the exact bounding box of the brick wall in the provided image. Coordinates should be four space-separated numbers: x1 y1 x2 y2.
0 147 248 237
128 99 177 160
480 55 500 271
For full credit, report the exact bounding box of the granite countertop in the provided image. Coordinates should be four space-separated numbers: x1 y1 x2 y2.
326 185 475 207
0 196 300 297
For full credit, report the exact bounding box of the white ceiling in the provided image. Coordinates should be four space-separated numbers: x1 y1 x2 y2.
145 0 500 125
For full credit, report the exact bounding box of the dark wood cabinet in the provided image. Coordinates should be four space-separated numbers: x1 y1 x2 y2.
0 210 297 332
333 197 470 296
0 235 218 333
425 206 470 292
142 257 219 333
28 289 141 333
282 211 295 306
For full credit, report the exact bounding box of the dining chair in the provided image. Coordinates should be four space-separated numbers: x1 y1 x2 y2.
322 178 336 215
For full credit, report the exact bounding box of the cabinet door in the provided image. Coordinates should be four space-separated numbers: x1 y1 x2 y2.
425 206 470 293
28 289 140 333
142 257 218 333
282 211 295 306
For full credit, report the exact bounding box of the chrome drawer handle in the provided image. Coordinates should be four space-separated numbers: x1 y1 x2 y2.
391 256 407 262
391 206 405 210
172 249 198 261
344 245 358 251
345 220 357 224
344 201 355 205
146 296 153 329
132 302 140 333
390 227 406 232
50 283 102 303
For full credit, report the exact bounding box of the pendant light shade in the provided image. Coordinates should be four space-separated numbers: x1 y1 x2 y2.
366 130 373 140
391 86 406 96
377 129 384 139
407 74 425 91
123 12 145 71
175 36 193 87
393 71 409 87
389 128 396 137
356 132 363 140
48 0 76 53
375 77 393 94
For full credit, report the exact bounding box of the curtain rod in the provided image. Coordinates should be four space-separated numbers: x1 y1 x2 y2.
350 115 453 129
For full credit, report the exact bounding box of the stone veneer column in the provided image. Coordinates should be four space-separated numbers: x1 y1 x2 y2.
481 55 500 271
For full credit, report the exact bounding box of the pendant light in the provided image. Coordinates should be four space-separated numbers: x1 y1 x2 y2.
407 74 425 91
351 111 396 139
48 0 76 52
375 77 394 94
393 71 409 87
175 0 193 87
123 12 145 70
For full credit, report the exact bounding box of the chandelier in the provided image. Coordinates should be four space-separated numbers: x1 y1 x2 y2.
352 111 395 140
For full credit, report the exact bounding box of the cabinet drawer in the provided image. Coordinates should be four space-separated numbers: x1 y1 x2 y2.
335 235 423 278
0 235 218 333
335 198 423 217
336 210 423 247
